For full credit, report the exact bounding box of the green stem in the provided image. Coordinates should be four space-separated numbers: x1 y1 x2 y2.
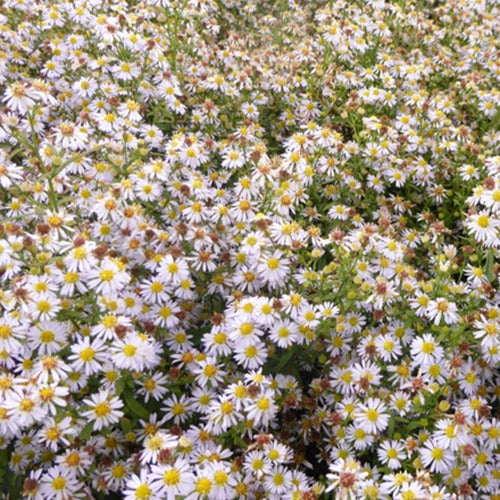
26 108 59 211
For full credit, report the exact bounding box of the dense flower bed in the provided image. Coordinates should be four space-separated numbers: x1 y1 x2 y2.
0 0 498 498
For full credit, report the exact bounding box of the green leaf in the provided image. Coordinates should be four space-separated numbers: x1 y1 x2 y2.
485 249 495 282
120 417 134 433
80 421 94 441
0 449 7 465
115 377 126 396
388 415 395 438
232 434 248 449
0 450 8 479
395 416 410 423
124 392 149 420
407 419 419 431
275 347 295 372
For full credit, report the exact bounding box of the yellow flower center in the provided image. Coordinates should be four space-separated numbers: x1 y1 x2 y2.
39 387 54 401
46 427 60 441
99 269 114 282
123 344 137 357
214 470 228 486
150 282 164 294
37 300 51 313
220 401 233 414
51 477 66 491
245 345 257 358
66 452 81 467
401 492 416 500
102 315 117 328
240 323 253 336
477 215 490 228
0 326 11 339
437 301 449 312
194 478 212 495
19 398 35 412
267 258 279 270
94 401 111 417
135 484 152 499
172 403 184 416
431 448 444 460
273 473 284 486
163 469 180 486
383 340 394 351
354 429 366 439
422 341 435 354
64 272 79 284
80 347 95 362
168 262 178 274
203 365 216 377
257 397 270 411
73 247 87 260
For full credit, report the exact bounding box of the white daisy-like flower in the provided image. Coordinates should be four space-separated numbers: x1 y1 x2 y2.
39 466 82 500
465 211 500 247
3 82 36 114
85 258 130 296
68 336 108 375
354 397 389 434
325 458 368 496
82 390 124 431
141 431 179 464
150 458 194 498
420 438 454 474
245 390 277 427
123 470 159 500
377 440 406 469
257 251 290 289
426 298 460 325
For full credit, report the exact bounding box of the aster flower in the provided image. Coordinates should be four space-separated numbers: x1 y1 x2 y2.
0 0 498 495
245 390 277 428
426 298 460 325
410 334 444 368
325 458 368 497
68 336 108 375
123 470 159 500
39 466 82 500
465 211 500 247
354 397 389 434
4 388 45 428
86 258 130 296
3 82 36 114
82 390 124 431
377 440 406 470
420 438 454 474
141 431 179 464
151 458 194 499
37 417 75 451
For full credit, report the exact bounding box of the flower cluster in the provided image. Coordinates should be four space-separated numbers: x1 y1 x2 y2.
0 0 498 498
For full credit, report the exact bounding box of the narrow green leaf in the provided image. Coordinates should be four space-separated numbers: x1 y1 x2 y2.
388 415 395 438
485 249 495 282
232 434 248 449
395 416 410 423
0 449 8 467
124 392 149 420
115 377 126 396
275 347 295 372
120 417 134 433
407 419 425 431
80 421 94 441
